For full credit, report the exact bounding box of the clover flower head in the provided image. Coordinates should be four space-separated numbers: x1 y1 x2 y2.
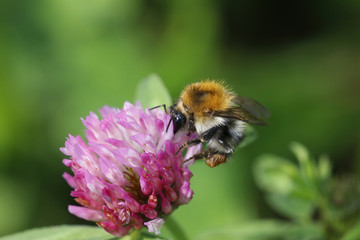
60 102 201 236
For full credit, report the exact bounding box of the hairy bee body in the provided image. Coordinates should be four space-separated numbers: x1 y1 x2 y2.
180 81 233 117
167 80 269 168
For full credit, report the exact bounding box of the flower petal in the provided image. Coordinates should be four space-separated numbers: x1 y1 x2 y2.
68 205 105 221
63 172 76 188
99 157 125 185
145 218 165 235
113 147 142 170
131 134 156 153
177 181 193 205
62 102 201 237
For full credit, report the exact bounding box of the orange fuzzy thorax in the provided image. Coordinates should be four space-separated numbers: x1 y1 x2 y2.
180 81 234 118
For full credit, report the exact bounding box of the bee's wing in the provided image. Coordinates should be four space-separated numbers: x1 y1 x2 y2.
214 95 270 125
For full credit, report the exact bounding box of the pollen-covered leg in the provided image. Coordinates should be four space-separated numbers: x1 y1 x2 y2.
205 153 227 168
176 138 203 155
184 150 228 168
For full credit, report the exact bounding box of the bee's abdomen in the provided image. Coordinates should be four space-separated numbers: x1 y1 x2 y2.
226 120 246 146
207 119 246 154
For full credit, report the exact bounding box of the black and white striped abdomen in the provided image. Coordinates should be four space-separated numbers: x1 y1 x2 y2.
207 119 246 154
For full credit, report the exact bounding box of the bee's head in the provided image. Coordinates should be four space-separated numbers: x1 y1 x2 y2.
167 104 187 134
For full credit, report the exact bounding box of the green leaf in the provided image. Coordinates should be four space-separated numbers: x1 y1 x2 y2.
135 74 172 109
284 224 324 240
138 232 168 240
289 142 317 181
266 193 314 221
0 225 117 240
341 219 360 240
0 226 170 240
254 154 299 195
254 153 318 220
289 142 310 166
318 154 331 181
195 220 323 240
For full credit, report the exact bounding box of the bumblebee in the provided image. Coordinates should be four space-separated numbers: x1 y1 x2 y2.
155 80 270 168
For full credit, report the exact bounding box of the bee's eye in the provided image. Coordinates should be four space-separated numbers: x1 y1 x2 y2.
172 110 186 133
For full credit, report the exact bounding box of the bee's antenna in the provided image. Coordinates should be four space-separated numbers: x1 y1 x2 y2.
166 116 173 133
149 104 167 112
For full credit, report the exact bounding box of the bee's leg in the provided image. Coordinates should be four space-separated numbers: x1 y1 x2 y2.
178 127 220 155
176 138 203 155
178 126 220 155
184 151 228 168
205 153 228 168
183 150 211 164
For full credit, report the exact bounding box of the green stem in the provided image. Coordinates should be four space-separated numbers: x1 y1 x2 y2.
129 230 141 240
317 193 345 239
165 216 189 240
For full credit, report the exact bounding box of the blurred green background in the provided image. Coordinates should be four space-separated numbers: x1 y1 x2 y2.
1 0 360 238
